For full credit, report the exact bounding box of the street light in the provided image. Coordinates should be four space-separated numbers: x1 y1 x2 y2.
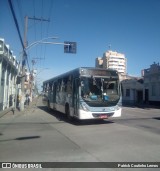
18 36 59 64
19 36 58 111
25 36 59 50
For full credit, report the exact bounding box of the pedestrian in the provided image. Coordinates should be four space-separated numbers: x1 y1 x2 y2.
26 94 30 106
28 95 30 105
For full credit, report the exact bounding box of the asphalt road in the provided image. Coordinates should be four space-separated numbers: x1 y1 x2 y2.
0 97 160 171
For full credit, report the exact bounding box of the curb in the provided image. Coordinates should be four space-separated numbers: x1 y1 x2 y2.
0 107 14 118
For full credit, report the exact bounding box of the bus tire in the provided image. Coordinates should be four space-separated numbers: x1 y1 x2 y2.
47 100 51 112
65 104 72 121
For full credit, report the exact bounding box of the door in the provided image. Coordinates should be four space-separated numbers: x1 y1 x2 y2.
137 90 143 103
73 78 79 116
145 89 149 104
53 82 57 109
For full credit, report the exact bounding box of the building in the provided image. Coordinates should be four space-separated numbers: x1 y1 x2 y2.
95 57 103 68
95 50 127 76
0 38 20 111
121 62 160 106
121 77 144 105
103 50 127 75
142 62 160 105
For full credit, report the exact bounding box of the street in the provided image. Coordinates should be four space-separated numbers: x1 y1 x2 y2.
0 96 160 170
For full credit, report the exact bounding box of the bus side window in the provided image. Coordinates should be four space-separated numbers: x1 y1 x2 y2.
60 81 62 92
52 82 54 92
57 80 60 92
61 79 66 92
49 83 52 92
66 76 72 93
46 83 49 92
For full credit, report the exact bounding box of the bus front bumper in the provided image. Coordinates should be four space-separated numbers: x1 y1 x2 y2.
78 108 121 120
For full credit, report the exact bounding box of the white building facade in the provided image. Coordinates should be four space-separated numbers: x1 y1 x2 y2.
95 50 127 78
103 50 127 75
0 38 20 111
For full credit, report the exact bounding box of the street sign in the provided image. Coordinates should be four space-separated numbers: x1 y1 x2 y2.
64 41 77 54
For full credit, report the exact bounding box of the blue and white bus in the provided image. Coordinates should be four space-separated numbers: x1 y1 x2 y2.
43 67 122 120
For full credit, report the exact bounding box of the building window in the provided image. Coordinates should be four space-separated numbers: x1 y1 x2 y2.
126 89 130 97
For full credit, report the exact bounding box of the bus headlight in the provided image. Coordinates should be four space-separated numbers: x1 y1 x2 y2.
80 103 89 112
115 105 121 110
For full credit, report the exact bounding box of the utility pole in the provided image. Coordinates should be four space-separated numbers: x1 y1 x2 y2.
30 59 36 102
19 16 28 111
20 16 49 111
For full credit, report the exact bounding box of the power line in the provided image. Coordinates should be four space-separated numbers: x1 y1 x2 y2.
8 0 25 51
8 2 31 75
28 17 50 22
16 0 24 32
43 0 54 61
27 16 50 68
8 0 31 72
41 0 45 65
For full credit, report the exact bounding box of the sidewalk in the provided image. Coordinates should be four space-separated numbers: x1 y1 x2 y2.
0 97 39 118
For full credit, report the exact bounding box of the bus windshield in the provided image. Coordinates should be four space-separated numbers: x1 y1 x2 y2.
80 76 120 107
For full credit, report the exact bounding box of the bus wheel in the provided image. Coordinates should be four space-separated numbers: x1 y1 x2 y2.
65 104 72 121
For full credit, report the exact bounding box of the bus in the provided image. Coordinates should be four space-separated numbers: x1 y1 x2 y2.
43 67 122 120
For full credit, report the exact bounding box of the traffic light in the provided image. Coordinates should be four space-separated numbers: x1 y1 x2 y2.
64 41 77 54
